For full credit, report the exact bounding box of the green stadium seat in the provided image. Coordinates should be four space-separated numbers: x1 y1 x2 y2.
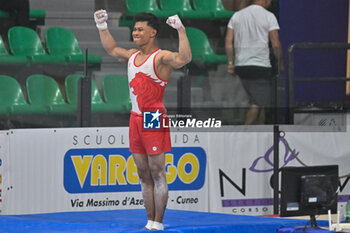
185 27 227 66
118 15 135 32
0 75 41 115
102 74 131 114
192 0 234 19
8 26 66 64
159 0 211 19
65 74 83 109
29 9 46 19
45 27 102 65
125 0 170 18
0 10 9 18
0 35 29 64
26 74 75 114
65 74 113 113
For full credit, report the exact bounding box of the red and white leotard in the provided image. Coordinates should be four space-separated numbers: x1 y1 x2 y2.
128 49 168 115
127 48 171 155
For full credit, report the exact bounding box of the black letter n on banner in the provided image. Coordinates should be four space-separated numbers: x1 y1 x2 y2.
219 168 246 197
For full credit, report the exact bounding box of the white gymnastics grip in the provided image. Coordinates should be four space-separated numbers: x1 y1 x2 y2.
94 9 108 30
166 14 184 30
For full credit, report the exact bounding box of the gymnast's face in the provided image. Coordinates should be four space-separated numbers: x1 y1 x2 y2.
132 21 157 46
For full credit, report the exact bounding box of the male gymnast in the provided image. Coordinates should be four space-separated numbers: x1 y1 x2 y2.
94 10 192 230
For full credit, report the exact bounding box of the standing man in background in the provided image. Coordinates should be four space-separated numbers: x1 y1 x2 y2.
225 0 284 124
94 10 191 230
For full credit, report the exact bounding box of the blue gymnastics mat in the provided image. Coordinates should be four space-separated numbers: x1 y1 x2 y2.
0 209 328 233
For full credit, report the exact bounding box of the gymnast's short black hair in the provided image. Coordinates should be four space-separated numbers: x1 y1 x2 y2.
134 12 160 35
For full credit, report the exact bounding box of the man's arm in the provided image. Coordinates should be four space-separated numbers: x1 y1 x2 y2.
269 30 284 73
161 15 192 69
225 27 235 74
94 10 136 62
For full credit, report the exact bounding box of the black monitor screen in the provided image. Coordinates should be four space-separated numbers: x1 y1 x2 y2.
280 165 339 220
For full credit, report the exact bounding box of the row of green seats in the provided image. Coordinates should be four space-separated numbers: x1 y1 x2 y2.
0 9 46 25
0 26 101 65
0 74 131 116
124 0 234 19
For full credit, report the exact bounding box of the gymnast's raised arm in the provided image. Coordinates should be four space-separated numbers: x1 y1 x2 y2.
94 9 136 63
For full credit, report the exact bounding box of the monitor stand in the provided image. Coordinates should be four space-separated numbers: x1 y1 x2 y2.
309 215 319 229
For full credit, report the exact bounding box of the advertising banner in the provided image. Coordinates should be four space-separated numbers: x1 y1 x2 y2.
2 128 209 215
0 131 9 214
208 127 350 216
1 126 349 216
279 128 350 217
208 130 276 215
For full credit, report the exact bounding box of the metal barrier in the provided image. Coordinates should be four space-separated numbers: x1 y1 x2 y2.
287 42 350 123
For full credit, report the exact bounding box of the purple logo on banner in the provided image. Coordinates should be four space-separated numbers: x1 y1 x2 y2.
249 137 299 173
